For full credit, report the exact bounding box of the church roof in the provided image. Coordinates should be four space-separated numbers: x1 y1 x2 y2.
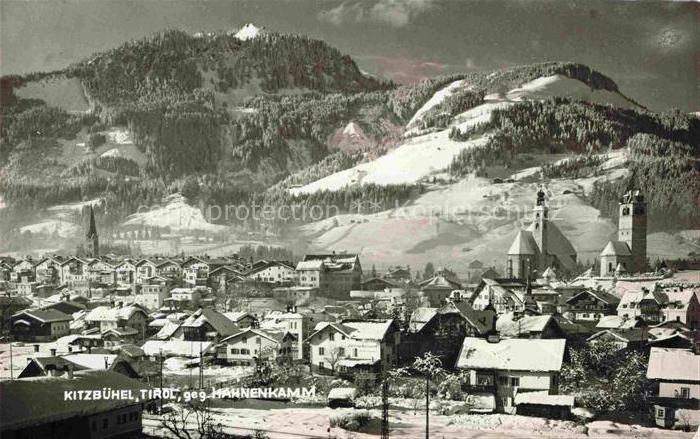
525 221 576 257
507 231 538 255
601 241 632 256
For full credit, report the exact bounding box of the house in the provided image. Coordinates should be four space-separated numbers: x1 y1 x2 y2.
11 309 72 341
34 256 62 284
246 260 296 284
181 257 217 287
174 307 240 342
599 190 647 276
84 304 149 336
40 300 86 316
216 328 296 366
456 337 567 414
165 286 205 309
102 327 140 348
419 274 463 307
587 328 650 351
506 189 577 279
222 311 258 328
134 278 171 310
361 277 401 291
296 253 362 297
0 370 150 439
384 266 412 282
0 295 33 336
259 308 306 360
59 257 90 288
469 278 536 315
272 286 316 307
402 300 496 368
564 289 620 323
306 319 400 375
646 347 700 429
496 313 564 339
661 290 700 329
114 260 137 287
617 287 666 324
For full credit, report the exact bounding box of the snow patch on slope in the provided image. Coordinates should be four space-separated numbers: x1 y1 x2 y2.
234 23 263 41
407 79 465 128
507 75 638 109
123 194 226 232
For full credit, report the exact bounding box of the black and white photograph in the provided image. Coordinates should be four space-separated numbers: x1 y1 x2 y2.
0 0 698 438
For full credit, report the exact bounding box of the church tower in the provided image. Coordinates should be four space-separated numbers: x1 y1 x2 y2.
617 189 647 273
86 206 99 258
531 188 548 273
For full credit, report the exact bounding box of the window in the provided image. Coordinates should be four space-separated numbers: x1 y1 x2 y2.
353 348 358 357
656 407 665 418
256 337 261 343
680 387 690 399
319 361 325 369
231 348 239 354
329 333 335 341
319 347 325 355
510 377 520 387
338 347 345 356
241 348 250 355
242 336 247 343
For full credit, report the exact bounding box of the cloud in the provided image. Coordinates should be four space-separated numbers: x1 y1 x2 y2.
318 0 436 28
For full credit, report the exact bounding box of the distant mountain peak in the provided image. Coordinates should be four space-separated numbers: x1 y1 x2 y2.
232 23 264 41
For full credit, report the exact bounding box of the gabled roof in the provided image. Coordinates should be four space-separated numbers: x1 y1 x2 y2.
647 348 700 381
439 301 495 335
85 305 147 322
457 338 566 372
587 328 649 343
307 319 395 342
0 370 150 431
247 260 295 275
220 328 279 344
496 313 555 337
595 315 644 329
181 308 239 337
600 241 632 257
508 230 538 255
566 289 620 306
13 309 72 323
408 307 438 332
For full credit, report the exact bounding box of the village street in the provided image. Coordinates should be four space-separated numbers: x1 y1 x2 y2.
143 406 697 439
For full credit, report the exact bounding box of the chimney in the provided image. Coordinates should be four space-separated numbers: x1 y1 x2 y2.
50 348 57 356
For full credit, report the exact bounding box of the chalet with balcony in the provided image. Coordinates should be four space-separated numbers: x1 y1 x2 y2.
11 309 72 341
647 347 700 429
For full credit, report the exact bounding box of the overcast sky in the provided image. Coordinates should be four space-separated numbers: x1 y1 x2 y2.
1 0 697 112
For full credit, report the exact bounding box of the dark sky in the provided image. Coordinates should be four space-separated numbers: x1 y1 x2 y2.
1 0 697 112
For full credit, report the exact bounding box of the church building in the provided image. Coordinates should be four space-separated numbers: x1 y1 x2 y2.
599 190 647 276
85 206 99 258
506 189 577 279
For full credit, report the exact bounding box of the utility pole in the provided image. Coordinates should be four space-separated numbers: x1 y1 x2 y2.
9 339 13 380
159 349 164 412
425 373 430 439
199 343 203 389
381 372 389 439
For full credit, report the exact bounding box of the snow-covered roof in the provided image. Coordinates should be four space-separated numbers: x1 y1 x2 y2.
647 348 700 382
308 319 394 342
0 370 150 431
496 313 554 337
62 354 117 370
85 305 145 322
457 337 566 372
514 392 574 407
181 308 239 337
408 307 438 332
595 315 641 329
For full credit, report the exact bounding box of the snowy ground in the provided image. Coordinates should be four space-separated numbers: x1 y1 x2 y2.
123 194 227 233
143 405 695 439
